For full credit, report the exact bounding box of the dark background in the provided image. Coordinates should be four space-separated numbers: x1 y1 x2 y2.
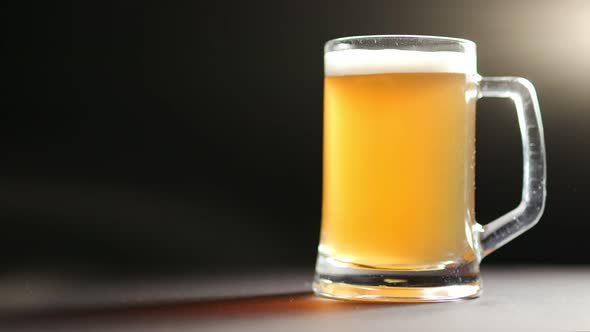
2 0 589 279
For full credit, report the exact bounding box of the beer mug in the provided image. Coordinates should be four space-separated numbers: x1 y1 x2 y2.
314 35 546 302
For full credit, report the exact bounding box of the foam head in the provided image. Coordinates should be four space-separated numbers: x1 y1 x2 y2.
324 49 475 76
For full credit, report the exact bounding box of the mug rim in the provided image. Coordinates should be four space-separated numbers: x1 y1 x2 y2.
325 35 476 51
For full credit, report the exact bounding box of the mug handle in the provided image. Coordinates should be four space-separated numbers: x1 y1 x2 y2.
477 77 547 257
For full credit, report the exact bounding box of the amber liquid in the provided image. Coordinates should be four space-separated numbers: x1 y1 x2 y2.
320 72 478 269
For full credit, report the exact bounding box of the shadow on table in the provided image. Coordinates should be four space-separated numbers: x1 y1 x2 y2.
2 291 412 326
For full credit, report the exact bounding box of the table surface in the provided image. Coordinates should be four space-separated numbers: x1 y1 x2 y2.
2 266 589 331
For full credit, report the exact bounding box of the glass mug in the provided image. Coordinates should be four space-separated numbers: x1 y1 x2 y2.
313 35 546 302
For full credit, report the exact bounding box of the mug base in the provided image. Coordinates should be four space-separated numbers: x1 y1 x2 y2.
313 254 481 302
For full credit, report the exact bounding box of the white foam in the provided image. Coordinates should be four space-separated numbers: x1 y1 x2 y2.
325 49 475 76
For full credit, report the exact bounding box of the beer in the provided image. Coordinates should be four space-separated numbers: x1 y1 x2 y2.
320 50 478 269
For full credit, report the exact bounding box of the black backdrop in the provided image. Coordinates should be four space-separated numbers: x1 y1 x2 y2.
3 0 590 278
